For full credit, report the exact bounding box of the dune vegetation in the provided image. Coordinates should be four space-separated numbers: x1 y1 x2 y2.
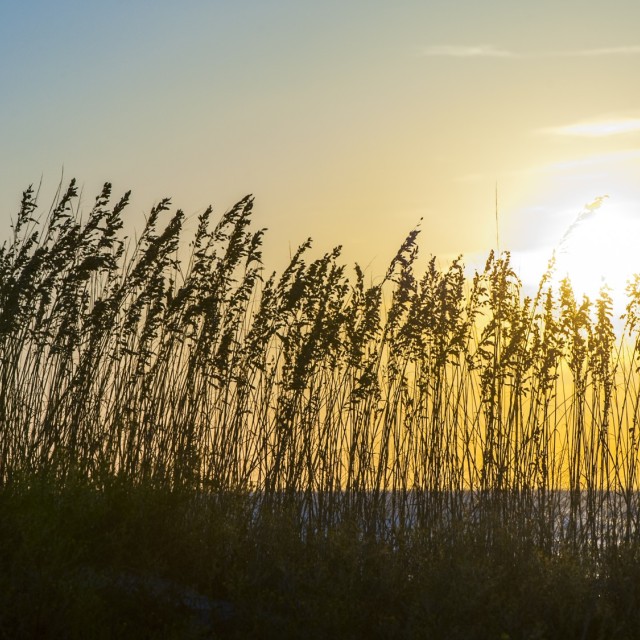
3 181 640 638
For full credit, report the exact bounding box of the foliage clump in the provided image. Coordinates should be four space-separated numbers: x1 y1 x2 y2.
3 182 640 636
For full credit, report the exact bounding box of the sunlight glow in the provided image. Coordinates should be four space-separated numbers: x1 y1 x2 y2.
516 198 640 301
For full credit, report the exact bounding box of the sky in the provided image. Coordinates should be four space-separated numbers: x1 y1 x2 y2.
2 0 640 294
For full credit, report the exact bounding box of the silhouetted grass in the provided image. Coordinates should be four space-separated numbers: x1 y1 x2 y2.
3 181 640 637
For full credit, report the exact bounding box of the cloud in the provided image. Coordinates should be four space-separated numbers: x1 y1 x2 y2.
569 45 640 57
542 119 640 137
545 150 640 172
420 44 640 59
454 149 640 185
420 45 515 58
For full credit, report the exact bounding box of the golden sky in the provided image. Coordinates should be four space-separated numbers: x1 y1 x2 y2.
2 1 640 293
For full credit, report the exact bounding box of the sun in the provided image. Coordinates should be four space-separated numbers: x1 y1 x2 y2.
553 197 640 300
515 197 640 303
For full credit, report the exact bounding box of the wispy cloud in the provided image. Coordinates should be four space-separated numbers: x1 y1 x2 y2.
542 119 640 137
569 45 640 57
420 44 640 59
420 45 515 58
454 149 640 184
545 149 640 170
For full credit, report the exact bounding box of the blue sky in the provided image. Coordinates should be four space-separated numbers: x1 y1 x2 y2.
3 1 640 289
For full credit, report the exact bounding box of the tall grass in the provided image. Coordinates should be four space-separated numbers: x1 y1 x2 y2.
2 181 640 555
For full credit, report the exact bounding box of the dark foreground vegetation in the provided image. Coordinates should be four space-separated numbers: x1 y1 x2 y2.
3 181 640 637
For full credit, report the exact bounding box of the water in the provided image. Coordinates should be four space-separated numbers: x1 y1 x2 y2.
240 488 640 549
